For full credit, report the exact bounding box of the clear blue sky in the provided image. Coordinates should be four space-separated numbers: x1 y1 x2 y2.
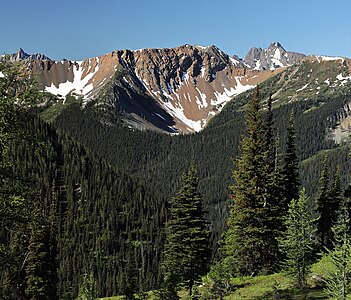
1 0 350 61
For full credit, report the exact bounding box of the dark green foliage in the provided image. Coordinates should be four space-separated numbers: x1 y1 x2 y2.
25 211 58 300
317 155 332 251
0 58 57 300
206 261 232 299
77 273 97 300
163 161 211 295
282 111 300 206
47 76 351 268
317 157 342 251
1 57 350 298
279 188 317 289
0 59 167 298
0 114 167 298
154 283 179 300
323 196 351 300
222 88 280 276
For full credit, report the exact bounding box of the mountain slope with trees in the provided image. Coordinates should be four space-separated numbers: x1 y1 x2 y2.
1 51 351 299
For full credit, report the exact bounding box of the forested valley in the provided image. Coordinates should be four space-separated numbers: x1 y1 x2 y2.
1 58 351 299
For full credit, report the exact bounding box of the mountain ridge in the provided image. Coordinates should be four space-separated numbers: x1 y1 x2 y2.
5 43 351 133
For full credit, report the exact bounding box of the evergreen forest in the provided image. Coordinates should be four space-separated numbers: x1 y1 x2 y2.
1 58 351 299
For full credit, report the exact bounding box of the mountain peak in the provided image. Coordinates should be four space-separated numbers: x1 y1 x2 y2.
244 42 305 70
10 48 51 61
18 48 26 54
268 42 285 51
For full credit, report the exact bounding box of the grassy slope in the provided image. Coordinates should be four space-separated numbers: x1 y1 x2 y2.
99 254 349 299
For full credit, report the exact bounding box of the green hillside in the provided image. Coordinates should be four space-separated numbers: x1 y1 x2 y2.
45 59 351 247
2 57 351 299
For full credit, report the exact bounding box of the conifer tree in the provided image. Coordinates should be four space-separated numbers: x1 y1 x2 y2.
317 155 331 250
263 95 276 174
162 161 210 296
323 198 351 300
262 95 285 265
317 158 342 251
0 57 44 298
223 88 278 276
282 110 300 206
25 201 58 300
25 218 51 300
331 166 343 221
77 273 97 300
279 188 317 289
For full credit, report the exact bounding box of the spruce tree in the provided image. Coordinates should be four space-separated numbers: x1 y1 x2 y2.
162 161 210 296
262 95 285 266
282 110 300 205
223 88 278 276
279 188 317 289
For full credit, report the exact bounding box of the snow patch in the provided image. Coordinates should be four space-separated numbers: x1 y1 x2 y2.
163 99 203 132
336 73 351 86
195 87 208 109
254 60 261 70
211 77 255 107
196 45 208 50
45 61 98 99
123 76 137 91
229 57 240 66
135 71 148 89
271 57 284 70
201 66 206 77
273 48 281 60
0 71 4 78
336 73 351 81
317 55 344 62
296 83 309 92
154 113 166 121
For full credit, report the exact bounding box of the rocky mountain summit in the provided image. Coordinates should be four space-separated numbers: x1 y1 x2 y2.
244 42 305 70
9 48 51 61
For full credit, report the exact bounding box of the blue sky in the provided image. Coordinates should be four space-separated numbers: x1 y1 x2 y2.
1 0 350 61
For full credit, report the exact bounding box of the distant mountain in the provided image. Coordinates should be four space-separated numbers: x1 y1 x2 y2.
244 42 305 70
9 48 51 61
29 44 277 132
5 43 350 134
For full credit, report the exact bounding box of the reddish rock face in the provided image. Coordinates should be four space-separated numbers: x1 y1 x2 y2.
26 45 284 132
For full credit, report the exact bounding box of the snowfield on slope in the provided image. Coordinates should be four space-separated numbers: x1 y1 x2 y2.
45 61 99 99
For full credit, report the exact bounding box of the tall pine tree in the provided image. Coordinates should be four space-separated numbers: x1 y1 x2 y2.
282 110 300 205
162 161 210 296
223 88 278 276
